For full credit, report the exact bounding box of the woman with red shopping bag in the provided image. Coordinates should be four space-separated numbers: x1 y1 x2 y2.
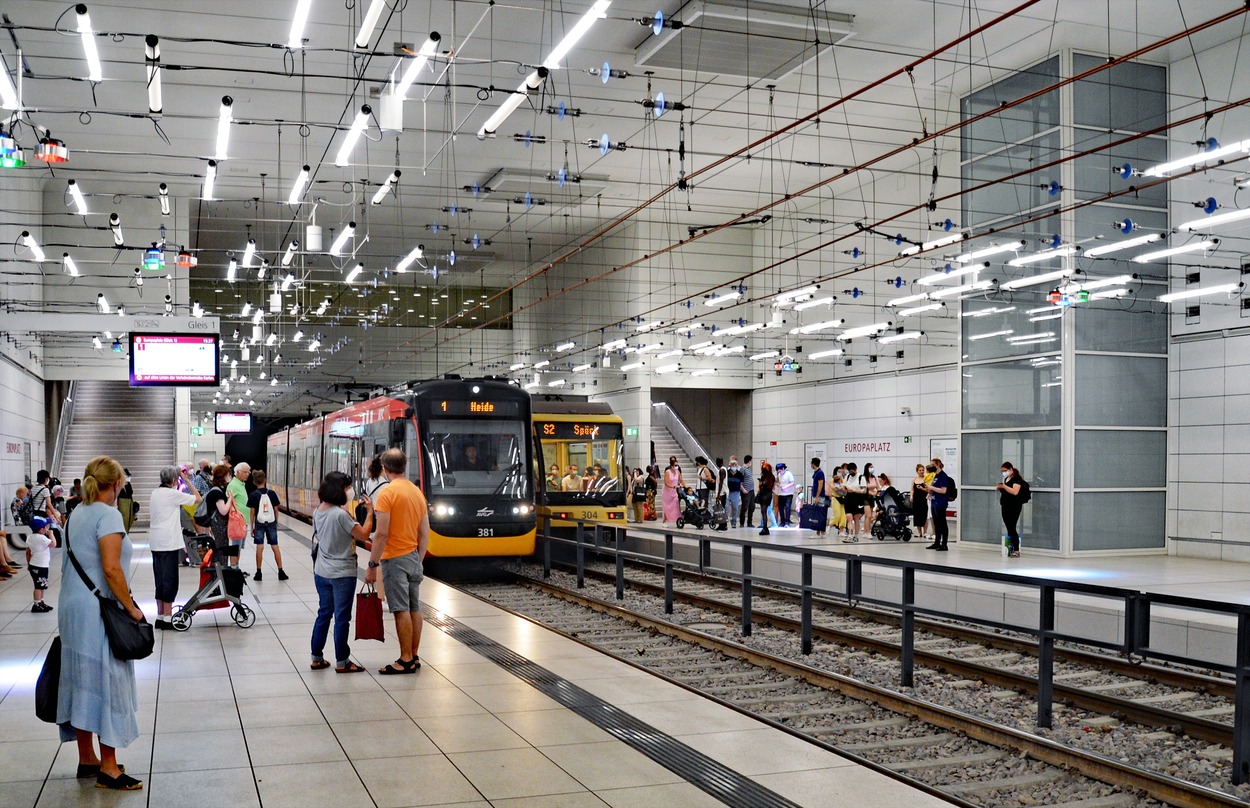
309 471 375 673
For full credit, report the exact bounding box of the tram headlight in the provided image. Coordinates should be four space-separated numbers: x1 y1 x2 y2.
512 503 532 515
433 503 455 517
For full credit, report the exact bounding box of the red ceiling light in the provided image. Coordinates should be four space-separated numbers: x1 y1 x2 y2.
35 133 69 163
176 248 195 268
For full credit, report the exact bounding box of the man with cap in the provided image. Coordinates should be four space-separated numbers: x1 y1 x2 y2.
26 515 55 613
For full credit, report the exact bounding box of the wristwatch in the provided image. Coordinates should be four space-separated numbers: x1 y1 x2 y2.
367 560 380 569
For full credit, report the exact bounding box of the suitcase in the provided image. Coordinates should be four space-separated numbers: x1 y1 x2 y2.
799 503 829 531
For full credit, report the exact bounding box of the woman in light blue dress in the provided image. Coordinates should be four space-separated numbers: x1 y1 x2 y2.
57 456 145 791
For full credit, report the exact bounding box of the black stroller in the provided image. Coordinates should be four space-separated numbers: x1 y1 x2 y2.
675 487 713 529
871 487 914 542
170 539 256 630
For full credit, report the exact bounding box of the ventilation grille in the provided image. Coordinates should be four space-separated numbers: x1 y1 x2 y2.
635 1 854 81
477 168 610 211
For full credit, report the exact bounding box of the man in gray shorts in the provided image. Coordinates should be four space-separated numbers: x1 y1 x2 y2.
364 449 430 674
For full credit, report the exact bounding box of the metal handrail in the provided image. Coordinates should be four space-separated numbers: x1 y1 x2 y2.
50 380 76 480
651 401 711 464
540 518 1250 785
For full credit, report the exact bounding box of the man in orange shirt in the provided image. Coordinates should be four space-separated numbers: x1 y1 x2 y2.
365 449 430 674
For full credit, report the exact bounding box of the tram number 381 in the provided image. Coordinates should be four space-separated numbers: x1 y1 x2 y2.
477 528 494 537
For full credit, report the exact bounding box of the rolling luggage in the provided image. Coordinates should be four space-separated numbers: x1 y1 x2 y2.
799 503 828 531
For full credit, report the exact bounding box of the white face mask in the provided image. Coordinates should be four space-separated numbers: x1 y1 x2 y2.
1002 471 1011 480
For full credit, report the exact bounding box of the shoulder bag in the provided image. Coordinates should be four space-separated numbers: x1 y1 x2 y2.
65 532 154 661
226 496 248 541
35 636 61 723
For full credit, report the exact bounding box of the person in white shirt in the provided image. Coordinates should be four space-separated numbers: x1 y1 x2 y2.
25 515 56 613
149 466 201 629
775 463 797 527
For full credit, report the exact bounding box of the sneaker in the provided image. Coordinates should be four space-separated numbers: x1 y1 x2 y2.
277 569 289 581
935 545 949 552
252 570 262 581
925 543 939 550
32 602 53 613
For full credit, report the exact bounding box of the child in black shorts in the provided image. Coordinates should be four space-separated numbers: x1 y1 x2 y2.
25 515 55 613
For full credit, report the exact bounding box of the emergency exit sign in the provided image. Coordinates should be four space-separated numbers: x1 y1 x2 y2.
625 427 639 437
189 441 199 449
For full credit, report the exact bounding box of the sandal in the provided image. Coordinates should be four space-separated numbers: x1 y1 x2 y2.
77 763 124 779
378 657 419 675
96 772 143 791
335 661 366 674
309 660 331 671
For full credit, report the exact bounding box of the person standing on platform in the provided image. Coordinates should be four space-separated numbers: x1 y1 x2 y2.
116 470 136 533
775 462 796 527
809 458 827 539
911 464 931 541
725 457 744 527
757 461 775 536
739 455 756 528
248 471 286 581
365 449 429 675
924 459 951 551
629 467 647 523
227 463 251 559
25 515 56 613
997 461 1027 558
662 457 684 524
148 466 200 628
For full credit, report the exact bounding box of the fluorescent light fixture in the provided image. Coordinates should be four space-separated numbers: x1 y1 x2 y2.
335 105 371 167
548 379 566 387
144 34 161 115
621 361 643 371
749 351 779 361
808 348 843 359
281 273 294 291
572 363 592 372
1157 282 1243 303
307 338 320 352
1001 268 1074 290
524 380 539 390
917 263 984 285
265 332 278 346
293 330 304 343
509 362 526 371
838 322 891 340
1179 207 1250 232
898 302 943 317
0 49 18 109
92 336 102 350
476 69 548 140
687 340 713 351
793 296 835 311
790 318 845 335
544 0 611 68
345 263 364 283
888 292 929 306
1078 274 1134 291
20 231 44 262
555 341 575 352
355 0 387 49
533 359 550 369
226 259 237 283
715 345 745 355
97 293 109 313
635 320 665 332
961 305 1016 318
1006 332 1055 344
1008 244 1076 267
289 0 313 48
1083 233 1164 257
371 170 400 205
691 368 716 377
929 279 993 299
1025 305 1054 314
704 290 741 306
396 243 424 273
656 349 683 359
773 285 819 305
66 180 89 215
215 96 233 159
158 183 170 216
1142 139 1250 178
241 302 253 317
203 160 217 200
654 363 680 374
899 232 963 257
76 5 103 81
1029 311 1065 322
955 241 1024 263
1089 288 1129 300
329 222 356 256
637 343 666 354
393 33 441 98
603 338 627 351
969 329 1012 341
281 241 299 267
719 322 766 336
288 165 310 205
879 331 921 344
1134 240 1218 264
241 239 257 268
62 253 80 277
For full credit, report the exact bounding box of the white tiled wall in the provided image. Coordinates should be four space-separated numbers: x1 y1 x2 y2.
0 358 47 516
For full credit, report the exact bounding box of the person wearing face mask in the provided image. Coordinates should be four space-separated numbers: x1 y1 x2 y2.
662 456 685 524
311 471 374 673
996 462 1028 558
923 459 951 551
725 457 744 527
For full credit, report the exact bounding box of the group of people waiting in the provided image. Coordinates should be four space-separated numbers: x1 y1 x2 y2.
545 462 616 495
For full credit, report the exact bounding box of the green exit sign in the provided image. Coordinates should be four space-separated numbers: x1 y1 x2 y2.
191 426 205 436
625 427 639 437
189 441 199 449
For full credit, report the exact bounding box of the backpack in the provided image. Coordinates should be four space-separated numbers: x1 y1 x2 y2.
193 489 217 527
15 486 45 525
1018 478 1031 504
945 474 958 501
256 491 276 524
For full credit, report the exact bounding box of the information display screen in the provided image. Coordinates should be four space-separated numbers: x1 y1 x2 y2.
430 399 523 417
215 412 252 434
535 421 624 441
129 333 220 387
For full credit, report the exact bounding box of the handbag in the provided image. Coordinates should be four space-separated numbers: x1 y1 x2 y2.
355 583 385 642
226 497 247 541
65 532 155 661
35 636 61 723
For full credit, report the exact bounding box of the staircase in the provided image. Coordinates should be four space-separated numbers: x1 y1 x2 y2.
59 380 176 527
651 425 696 473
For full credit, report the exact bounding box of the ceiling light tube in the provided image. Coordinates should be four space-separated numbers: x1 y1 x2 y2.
1083 233 1164 257
371 170 400 205
97 293 109 313
838 322 891 340
961 305 1016 318
1029 311 1065 322
524 380 539 390
354 0 387 49
774 285 819 305
955 241 1024 263
281 241 299 267
687 340 713 351
67 179 88 215
716 345 745 355
1006 332 1055 344
533 359 550 369
20 231 44 262
288 165 310 205
793 296 834 311
226 259 237 283
62 253 80 277
548 379 567 387
510 362 526 371
1134 239 1218 264
879 331 921 344
602 338 627 351
293 330 304 343
621 361 643 371
637 343 666 354
917 263 985 285
1025 305 1053 315
334 105 371 166
888 292 929 306
0 50 17 109
1142 139 1250 178
704 290 741 306
1089 288 1130 300
76 5 102 81
749 350 779 361
899 232 964 257
1001 268 1075 290
477 68 548 140
1078 274 1135 291
281 273 294 291
1157 282 1243 303
265 332 278 346
790 318 845 335
203 160 217 201
288 0 313 48
544 0 611 68
215 96 233 159
572 363 592 372
241 238 256 268
307 339 320 352
654 363 680 374
345 263 364 283
929 279 993 299
396 243 424 272
158 182 170 216
1008 244 1076 267
328 221 356 256
241 302 252 317
1179 207 1250 232
691 368 716 377
898 302 943 317
656 349 683 359
394 33 441 98
257 261 268 280
555 341 575 352
808 348 843 359
144 34 161 115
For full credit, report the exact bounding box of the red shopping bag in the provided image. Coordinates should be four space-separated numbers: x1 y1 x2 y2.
355 583 385 641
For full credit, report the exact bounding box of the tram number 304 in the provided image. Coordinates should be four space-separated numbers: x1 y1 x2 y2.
477 528 494 537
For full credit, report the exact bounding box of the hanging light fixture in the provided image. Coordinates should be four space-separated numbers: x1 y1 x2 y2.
0 127 24 168
477 69 548 140
345 263 364 283
328 222 356 256
1134 239 1218 264
392 33 442 99
62 253 80 277
543 0 611 69
371 170 400 205
241 238 257 268
97 293 109 313
20 231 45 262
334 105 371 166
281 241 299 266
176 247 194 268
35 133 69 164
202 160 217 201
215 96 233 160
143 243 164 271
144 34 161 116
158 182 170 216
396 243 424 272
76 4 103 82
288 0 314 48
287 165 310 205
354 0 387 49
954 241 1024 263
67 180 89 215
226 258 238 283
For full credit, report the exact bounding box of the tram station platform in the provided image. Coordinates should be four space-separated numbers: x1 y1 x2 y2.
617 522 1248 670
0 522 952 808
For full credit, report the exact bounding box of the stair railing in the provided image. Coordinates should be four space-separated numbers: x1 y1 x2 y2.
651 401 711 465
51 380 76 479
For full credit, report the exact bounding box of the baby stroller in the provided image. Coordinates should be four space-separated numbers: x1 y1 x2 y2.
675 487 712 529
170 539 256 631
871 487 913 542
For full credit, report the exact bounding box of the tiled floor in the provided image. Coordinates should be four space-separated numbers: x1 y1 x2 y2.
0 523 952 807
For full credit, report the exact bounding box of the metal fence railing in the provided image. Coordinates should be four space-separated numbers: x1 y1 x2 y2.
50 380 76 481
651 401 711 464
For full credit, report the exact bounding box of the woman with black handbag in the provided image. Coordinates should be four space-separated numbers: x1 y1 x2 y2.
629 467 647 523
56 456 145 791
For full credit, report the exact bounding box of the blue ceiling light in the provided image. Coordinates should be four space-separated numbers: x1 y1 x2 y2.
652 10 664 36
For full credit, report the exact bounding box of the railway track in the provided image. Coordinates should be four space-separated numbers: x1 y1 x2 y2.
450 564 1249 807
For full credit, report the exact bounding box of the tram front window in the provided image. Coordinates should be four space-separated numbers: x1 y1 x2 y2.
424 419 530 499
537 422 625 506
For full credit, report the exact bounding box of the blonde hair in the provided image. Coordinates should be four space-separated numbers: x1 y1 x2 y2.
81 456 124 504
